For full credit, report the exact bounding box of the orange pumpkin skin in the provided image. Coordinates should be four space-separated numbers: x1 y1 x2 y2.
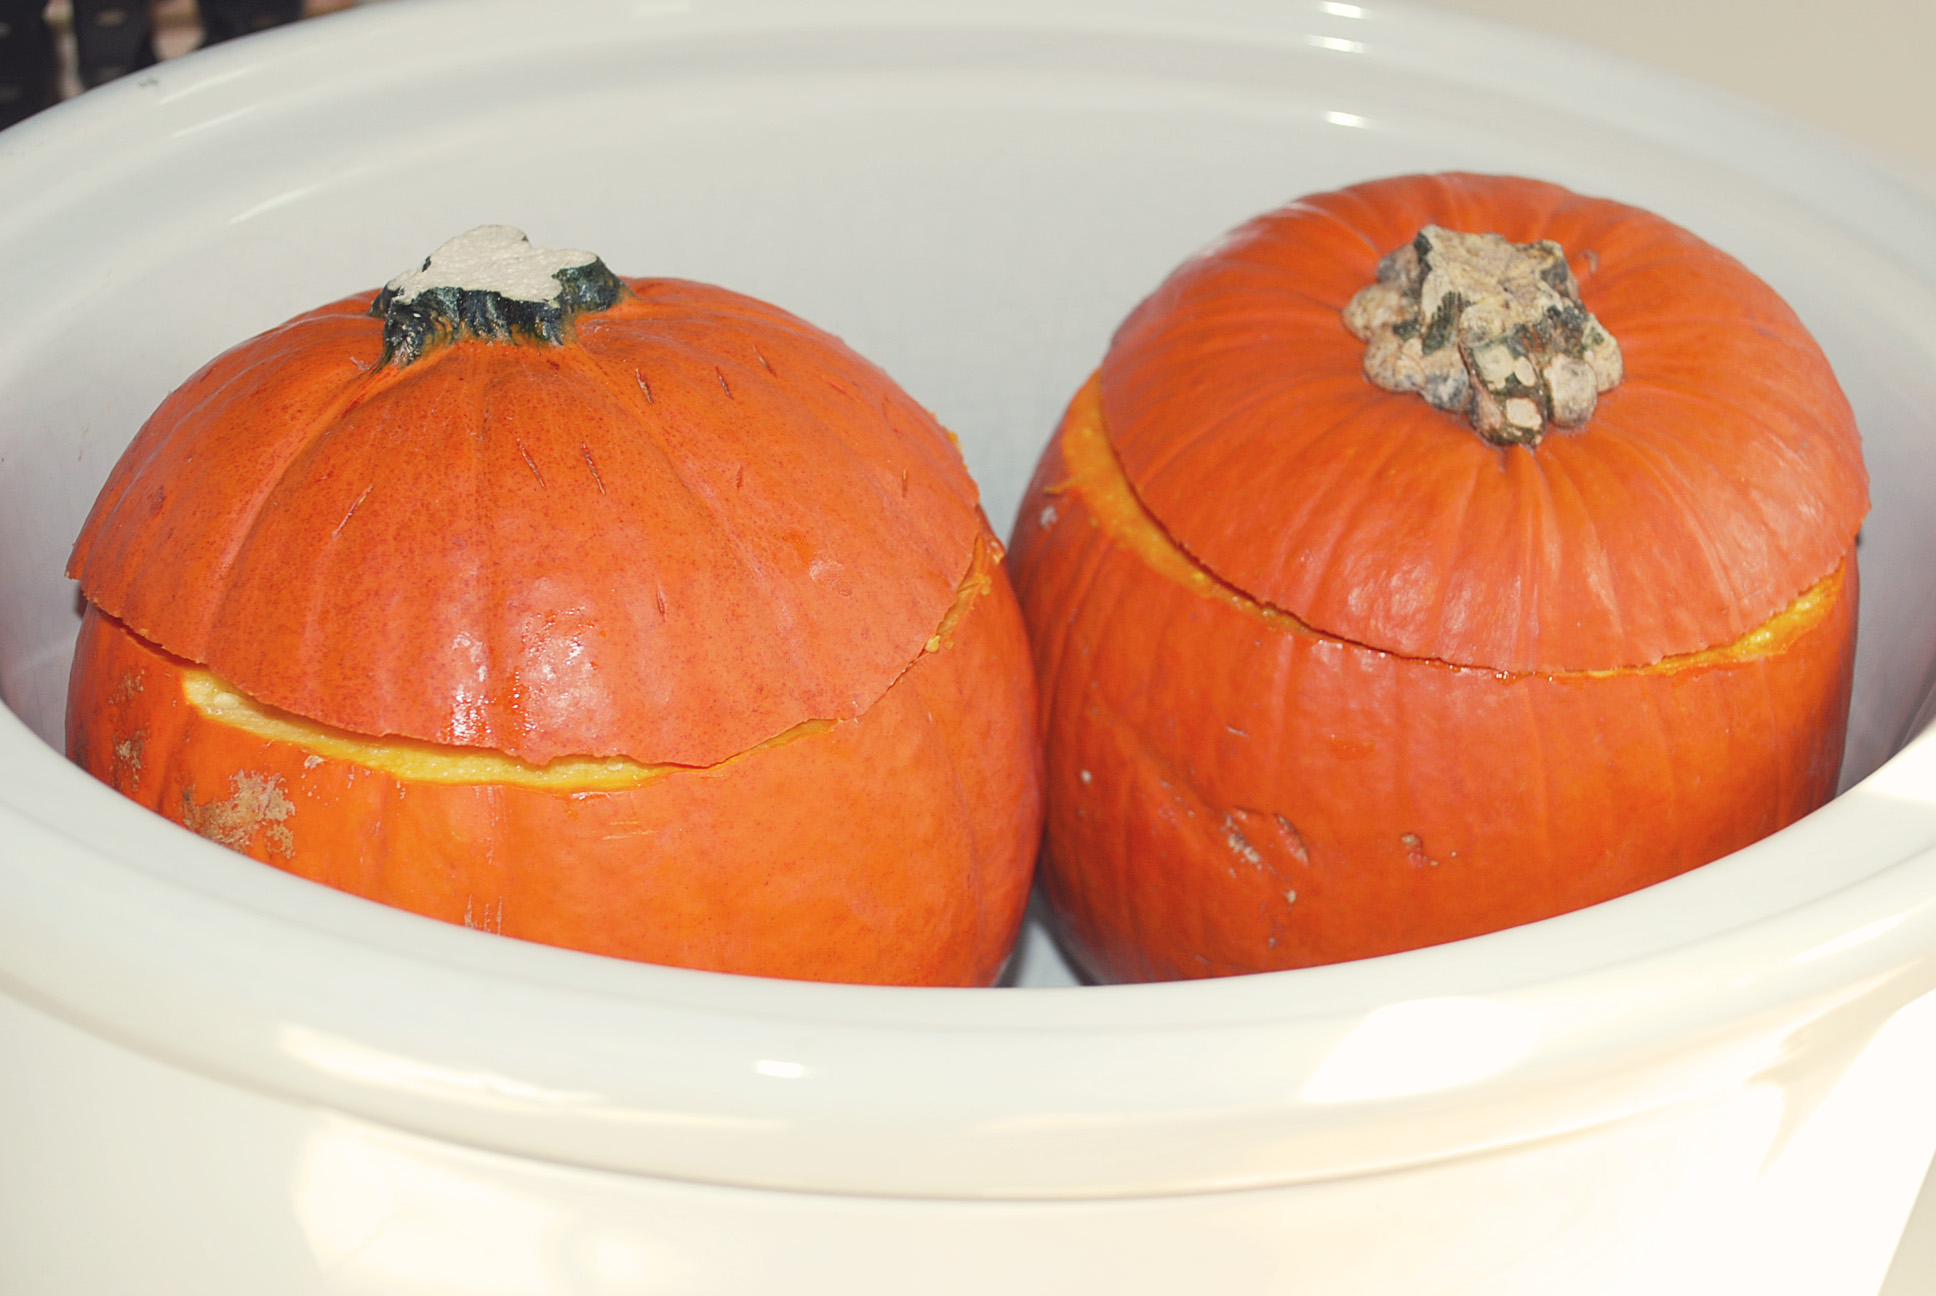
69 276 985 768
1098 174 1868 675
67 241 1043 985
68 531 1038 986
1013 170 1868 981
1013 378 1856 981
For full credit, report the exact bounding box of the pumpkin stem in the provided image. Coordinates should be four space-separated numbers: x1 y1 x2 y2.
370 226 625 366
1342 226 1622 446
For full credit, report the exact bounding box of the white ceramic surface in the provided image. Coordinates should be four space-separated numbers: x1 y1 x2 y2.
6 1 1936 1291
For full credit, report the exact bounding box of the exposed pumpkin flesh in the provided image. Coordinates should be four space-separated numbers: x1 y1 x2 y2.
1010 373 1857 979
1050 375 1842 676
69 276 987 769
171 536 1003 790
68 530 1040 985
1101 173 1867 675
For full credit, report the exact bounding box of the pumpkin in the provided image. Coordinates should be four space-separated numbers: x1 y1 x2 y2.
67 226 1042 986
1008 174 1867 982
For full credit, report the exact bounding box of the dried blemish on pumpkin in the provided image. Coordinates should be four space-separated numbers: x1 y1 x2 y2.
1058 378 1846 677
1039 503 1058 529
180 772 296 859
110 671 145 704
582 445 606 494
303 754 323 769
1401 832 1439 868
1222 814 1263 865
111 731 145 787
1079 768 1093 785
635 371 654 403
715 366 733 398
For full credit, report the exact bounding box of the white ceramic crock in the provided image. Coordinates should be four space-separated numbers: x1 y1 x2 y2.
6 2 1936 1292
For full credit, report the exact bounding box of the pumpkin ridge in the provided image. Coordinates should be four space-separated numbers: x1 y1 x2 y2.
592 283 981 514
1099 175 1867 672
1532 446 1627 651
1066 376 1842 678
1620 377 1856 568
1274 196 1400 262
1582 407 1756 630
117 530 1005 787
563 333 802 620
1274 399 1433 630
1217 384 1399 612
1431 442 1494 653
588 290 980 552
1100 367 1374 516
567 326 979 711
167 350 392 659
68 308 386 629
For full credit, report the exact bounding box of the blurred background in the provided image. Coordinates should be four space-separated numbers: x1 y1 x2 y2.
4 0 1932 193
4 0 1932 187
0 0 360 119
1422 0 1936 181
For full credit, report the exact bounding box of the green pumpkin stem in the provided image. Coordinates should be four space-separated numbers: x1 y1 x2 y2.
371 226 625 366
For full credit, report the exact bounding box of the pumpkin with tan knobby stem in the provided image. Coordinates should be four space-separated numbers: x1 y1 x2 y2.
1009 173 1867 982
67 226 1041 986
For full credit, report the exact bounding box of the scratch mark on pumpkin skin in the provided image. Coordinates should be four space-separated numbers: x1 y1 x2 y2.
901 467 909 497
582 445 605 494
716 366 733 398
636 371 654 403
656 586 668 620
603 816 652 841
333 485 374 537
1275 815 1310 864
517 439 545 487
460 896 503 932
753 344 773 374
736 464 744 491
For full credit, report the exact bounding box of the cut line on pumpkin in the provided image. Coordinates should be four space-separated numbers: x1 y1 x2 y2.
170 531 1004 790
1050 376 1841 680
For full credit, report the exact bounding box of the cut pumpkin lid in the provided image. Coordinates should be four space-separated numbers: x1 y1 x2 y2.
1099 173 1870 673
70 229 984 767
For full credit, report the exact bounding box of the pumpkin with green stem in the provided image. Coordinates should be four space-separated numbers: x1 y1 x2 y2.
68 226 1042 986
